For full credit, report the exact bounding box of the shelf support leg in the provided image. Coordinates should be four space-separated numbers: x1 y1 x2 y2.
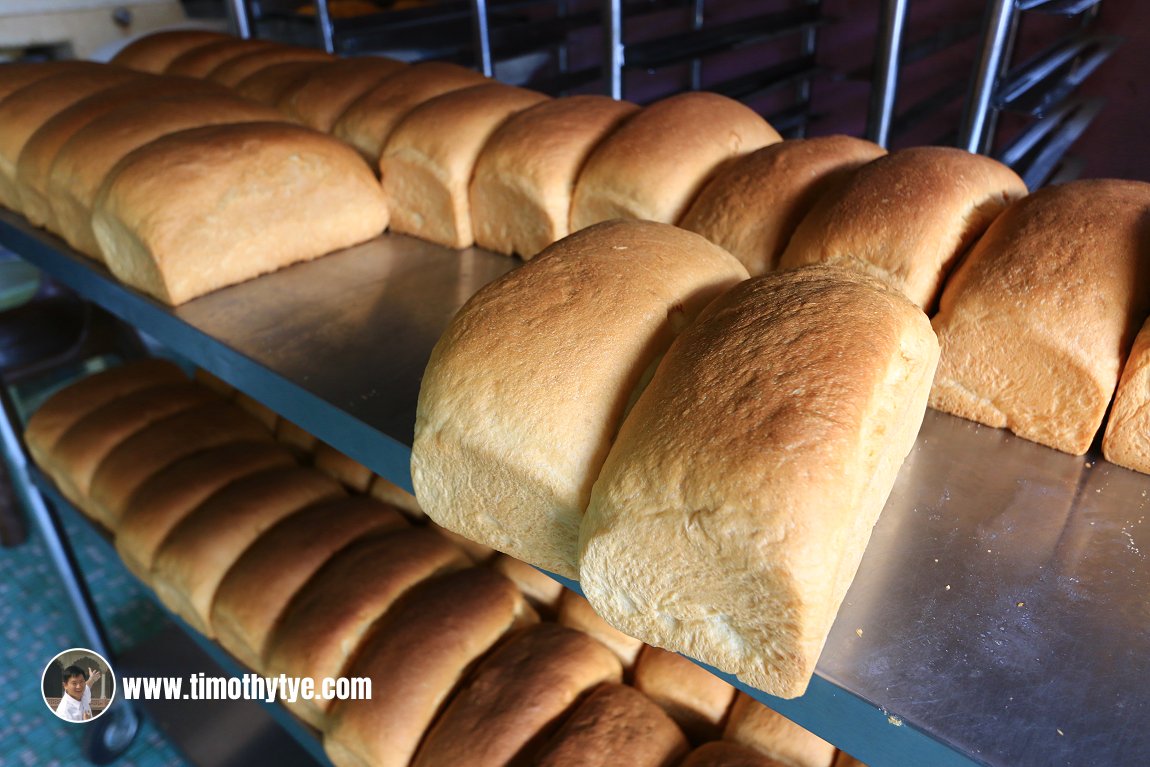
866 0 908 148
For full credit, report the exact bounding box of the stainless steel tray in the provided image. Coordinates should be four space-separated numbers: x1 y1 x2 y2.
4 210 1147 767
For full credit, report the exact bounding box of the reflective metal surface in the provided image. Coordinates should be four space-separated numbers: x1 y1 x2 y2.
4 211 1149 766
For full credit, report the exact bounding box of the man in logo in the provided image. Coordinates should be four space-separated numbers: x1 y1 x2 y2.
55 665 102 722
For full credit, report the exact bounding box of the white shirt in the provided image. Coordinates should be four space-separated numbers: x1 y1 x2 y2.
55 685 92 721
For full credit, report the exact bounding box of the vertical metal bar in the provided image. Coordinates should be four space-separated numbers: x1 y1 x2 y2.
980 10 1021 158
315 0 336 54
472 0 494 77
557 0 570 77
865 0 908 148
604 0 624 99
959 0 1015 153
795 0 820 138
690 0 705 91
224 0 252 39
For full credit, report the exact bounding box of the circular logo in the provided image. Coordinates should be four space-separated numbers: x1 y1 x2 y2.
42 648 116 723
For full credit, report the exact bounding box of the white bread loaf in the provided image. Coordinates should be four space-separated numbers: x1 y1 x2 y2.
46 382 218 516
24 358 185 469
16 76 232 230
778 146 1027 309
723 694 835 767
411 220 748 578
681 741 788 767
381 83 549 248
412 623 624 767
469 95 639 258
332 61 487 162
47 93 286 259
680 136 886 276
150 466 346 636
558 589 644 671
211 496 408 672
491 554 565 618
205 45 335 88
87 399 276 526
164 38 277 78
275 55 406 131
0 65 144 211
1103 318 1150 473
579 265 939 698
234 60 333 105
569 91 781 230
534 682 690 767
323 567 538 767
264 527 471 727
633 645 736 743
930 179 1150 455
111 30 234 72
92 122 389 305
115 441 295 580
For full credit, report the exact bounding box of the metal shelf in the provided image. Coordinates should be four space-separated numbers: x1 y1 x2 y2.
4 211 1150 767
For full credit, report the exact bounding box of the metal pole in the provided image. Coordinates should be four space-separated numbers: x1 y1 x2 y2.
224 0 252 39
315 0 336 54
959 0 1015 153
795 0 820 137
471 0 494 77
865 0 908 148
604 0 623 99
690 0 705 91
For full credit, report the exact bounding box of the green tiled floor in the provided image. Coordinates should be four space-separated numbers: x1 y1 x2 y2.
0 491 189 767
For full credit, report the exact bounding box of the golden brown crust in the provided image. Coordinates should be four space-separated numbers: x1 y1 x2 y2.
490 554 564 618
212 496 408 671
1103 318 1150 472
323 567 538 767
470 95 639 258
275 56 406 131
778 146 1026 310
723 694 836 767
411 220 748 578
558 590 644 671
534 683 689 767
680 136 886 276
93 122 388 304
205 46 334 88
381 83 550 248
234 60 333 105
164 38 278 78
579 266 939 698
633 645 736 743
313 442 373 492
367 474 424 521
681 742 789 767
111 30 234 73
265 527 471 727
569 91 781 230
331 61 487 163
0 60 104 103
412 623 624 767
115 441 295 580
930 179 1150 455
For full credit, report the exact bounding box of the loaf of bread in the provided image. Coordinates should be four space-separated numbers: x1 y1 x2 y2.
92 122 389 305
412 623 624 767
205 45 334 88
111 30 234 72
534 682 689 767
0 65 143 211
47 93 286 258
832 753 866 767
1103 318 1150 473
16 76 231 230
558 590 644 671
0 60 100 102
633 646 736 743
680 136 886 276
680 741 788 767
569 92 781 230
115 441 295 580
276 55 406 131
150 466 346 636
164 38 277 78
579 265 939 698
87 399 276 526
470 95 639 258
778 146 1026 309
233 392 279 431
367 475 424 521
234 60 333 105
211 496 408 671
491 554 564 618
192 367 235 399
411 220 748 578
274 417 318 458
930 179 1150 455
46 382 217 514
427 520 498 564
323 567 538 767
264 527 471 727
332 61 487 162
381 83 549 248
723 695 835 767
314 442 373 492
24 358 185 468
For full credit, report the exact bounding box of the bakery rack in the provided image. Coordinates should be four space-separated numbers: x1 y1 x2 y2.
4 210 1149 767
